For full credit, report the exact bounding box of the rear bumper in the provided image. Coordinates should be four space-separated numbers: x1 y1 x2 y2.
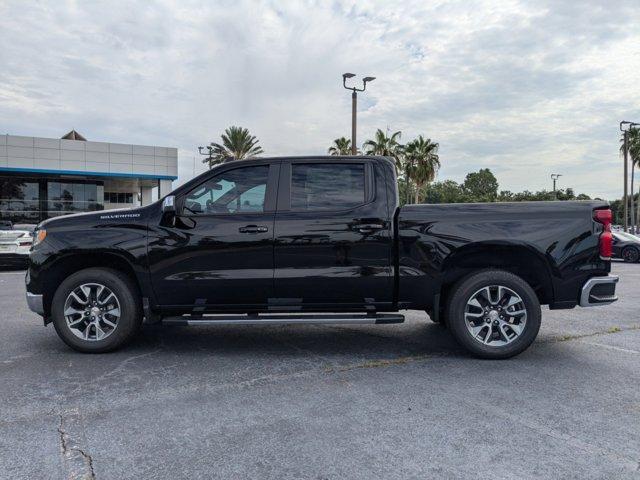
579 275 618 307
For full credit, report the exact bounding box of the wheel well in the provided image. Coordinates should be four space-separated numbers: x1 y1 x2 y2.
42 253 142 317
439 245 554 310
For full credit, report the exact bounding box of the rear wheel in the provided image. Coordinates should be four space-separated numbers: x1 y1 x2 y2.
446 270 541 359
622 246 639 263
51 268 142 353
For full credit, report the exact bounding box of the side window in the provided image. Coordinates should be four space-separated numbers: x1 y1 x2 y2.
291 163 365 211
183 165 269 215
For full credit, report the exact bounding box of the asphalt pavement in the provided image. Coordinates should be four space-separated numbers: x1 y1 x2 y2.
1 262 639 479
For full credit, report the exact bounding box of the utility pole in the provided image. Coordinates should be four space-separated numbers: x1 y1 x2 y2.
551 173 562 192
342 73 375 155
351 89 357 155
621 121 632 232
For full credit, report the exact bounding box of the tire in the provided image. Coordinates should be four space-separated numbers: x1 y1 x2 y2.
446 270 541 359
622 246 640 263
51 268 142 353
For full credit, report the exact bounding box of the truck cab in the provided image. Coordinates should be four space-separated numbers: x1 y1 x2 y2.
148 156 396 312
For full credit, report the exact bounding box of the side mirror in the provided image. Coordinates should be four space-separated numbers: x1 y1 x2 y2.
162 195 175 214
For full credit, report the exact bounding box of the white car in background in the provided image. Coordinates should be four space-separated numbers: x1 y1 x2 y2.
0 221 34 268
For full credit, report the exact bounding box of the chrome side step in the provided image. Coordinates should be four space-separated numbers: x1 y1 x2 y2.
162 313 405 326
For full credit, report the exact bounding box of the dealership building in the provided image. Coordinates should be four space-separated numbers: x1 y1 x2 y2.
0 131 178 224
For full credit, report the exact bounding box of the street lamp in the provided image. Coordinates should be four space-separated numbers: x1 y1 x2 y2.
198 145 214 169
342 73 376 155
551 173 562 192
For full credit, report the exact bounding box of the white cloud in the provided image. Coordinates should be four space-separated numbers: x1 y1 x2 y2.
0 0 638 198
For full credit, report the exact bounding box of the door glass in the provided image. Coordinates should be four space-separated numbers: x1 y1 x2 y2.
183 166 269 215
291 163 365 211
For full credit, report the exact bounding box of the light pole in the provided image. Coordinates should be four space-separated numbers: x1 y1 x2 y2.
342 73 375 155
198 145 214 170
551 173 562 192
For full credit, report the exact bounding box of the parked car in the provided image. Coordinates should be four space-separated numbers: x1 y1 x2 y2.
0 222 34 268
613 231 640 262
25 156 618 358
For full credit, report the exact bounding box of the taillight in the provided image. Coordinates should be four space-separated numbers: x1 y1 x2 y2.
593 209 612 260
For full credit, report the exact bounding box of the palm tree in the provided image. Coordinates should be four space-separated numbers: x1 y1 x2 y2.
629 128 640 232
328 137 352 155
621 128 640 231
203 126 264 168
363 129 404 170
405 136 440 204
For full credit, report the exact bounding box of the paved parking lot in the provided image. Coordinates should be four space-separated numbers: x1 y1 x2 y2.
1 263 639 479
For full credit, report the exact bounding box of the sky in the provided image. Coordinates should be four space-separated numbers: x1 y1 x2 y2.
1 0 639 199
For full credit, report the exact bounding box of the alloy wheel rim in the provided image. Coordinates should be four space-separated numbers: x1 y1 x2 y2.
464 285 527 347
63 283 121 341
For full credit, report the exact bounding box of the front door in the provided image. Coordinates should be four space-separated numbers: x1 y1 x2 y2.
273 160 393 310
148 163 279 310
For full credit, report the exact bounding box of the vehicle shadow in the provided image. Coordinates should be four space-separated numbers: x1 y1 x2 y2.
132 320 469 360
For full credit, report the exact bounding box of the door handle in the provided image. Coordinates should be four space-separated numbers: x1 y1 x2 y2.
356 223 385 233
239 225 269 234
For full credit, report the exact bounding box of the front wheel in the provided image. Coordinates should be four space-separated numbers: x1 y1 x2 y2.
446 270 541 359
622 246 639 263
51 268 142 353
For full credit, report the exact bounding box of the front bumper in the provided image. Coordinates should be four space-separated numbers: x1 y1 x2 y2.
26 292 44 316
0 252 29 267
579 275 619 307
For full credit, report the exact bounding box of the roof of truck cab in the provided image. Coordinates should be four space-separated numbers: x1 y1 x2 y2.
246 155 394 163
174 155 396 196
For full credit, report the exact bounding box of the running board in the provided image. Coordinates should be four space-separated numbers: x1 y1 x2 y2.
162 313 405 326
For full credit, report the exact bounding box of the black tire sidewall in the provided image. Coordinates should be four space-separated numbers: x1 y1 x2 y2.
447 270 541 359
52 268 141 353
622 247 639 263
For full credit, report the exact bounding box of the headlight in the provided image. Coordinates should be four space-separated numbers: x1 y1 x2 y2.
32 229 47 247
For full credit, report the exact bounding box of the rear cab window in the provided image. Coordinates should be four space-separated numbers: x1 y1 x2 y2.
290 163 367 211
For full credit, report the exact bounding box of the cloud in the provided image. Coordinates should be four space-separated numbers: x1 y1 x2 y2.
0 0 638 198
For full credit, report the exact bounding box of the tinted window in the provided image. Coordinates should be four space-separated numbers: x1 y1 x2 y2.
291 163 365 211
183 165 269 215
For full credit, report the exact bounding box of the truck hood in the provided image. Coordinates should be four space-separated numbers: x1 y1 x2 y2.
38 206 150 230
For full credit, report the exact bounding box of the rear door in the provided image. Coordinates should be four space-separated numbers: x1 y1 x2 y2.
272 159 393 310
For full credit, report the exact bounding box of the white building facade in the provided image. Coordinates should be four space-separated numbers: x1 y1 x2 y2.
0 131 178 224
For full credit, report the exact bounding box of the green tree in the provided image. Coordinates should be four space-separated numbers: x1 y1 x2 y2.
363 129 404 169
328 137 353 155
422 180 470 204
463 168 499 202
629 128 640 231
621 127 640 231
404 136 440 204
203 126 263 168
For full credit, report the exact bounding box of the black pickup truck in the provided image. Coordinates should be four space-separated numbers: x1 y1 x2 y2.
25 156 618 358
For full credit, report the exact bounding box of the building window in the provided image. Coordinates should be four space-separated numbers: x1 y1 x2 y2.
104 192 134 204
0 176 104 224
0 177 40 223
